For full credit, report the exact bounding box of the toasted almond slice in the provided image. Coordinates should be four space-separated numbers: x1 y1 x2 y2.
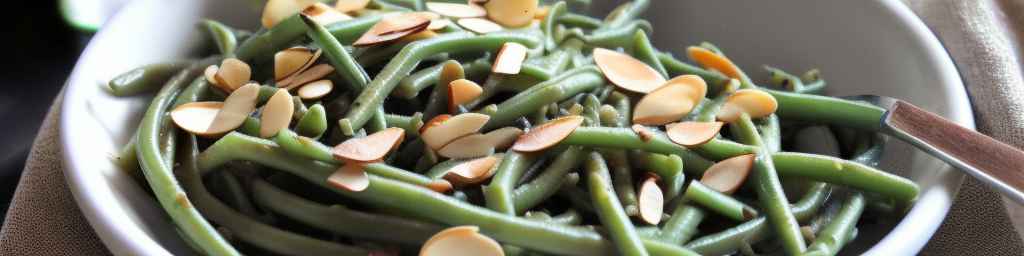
333 127 406 162
638 176 664 225
631 124 656 142
396 30 438 44
534 5 549 19
420 114 451 134
205 65 233 93
687 46 742 80
302 2 352 25
700 154 755 194
443 155 500 186
448 79 483 112
632 79 705 125
593 48 666 94
668 75 708 103
421 113 491 150
438 134 495 159
171 102 224 136
427 18 451 30
297 80 333 100
512 115 584 152
214 58 252 90
482 127 523 150
280 64 334 89
335 0 370 13
456 18 504 34
492 42 528 74
666 121 724 147
327 164 370 192
274 47 318 81
262 0 317 28
426 2 487 18
353 13 431 46
420 226 503 256
716 89 778 123
485 0 539 28
259 89 295 138
207 84 260 135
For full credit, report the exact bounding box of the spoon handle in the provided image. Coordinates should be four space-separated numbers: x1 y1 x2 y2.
883 100 1024 204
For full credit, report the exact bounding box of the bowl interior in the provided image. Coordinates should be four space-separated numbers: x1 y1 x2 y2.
61 0 969 255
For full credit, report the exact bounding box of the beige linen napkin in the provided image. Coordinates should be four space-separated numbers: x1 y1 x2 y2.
2 0 1024 255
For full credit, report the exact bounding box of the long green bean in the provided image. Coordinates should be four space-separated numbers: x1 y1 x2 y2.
295 104 328 138
585 152 649 256
485 152 541 215
393 57 491 99
107 62 190 96
203 20 238 57
483 66 603 129
683 181 757 221
235 14 380 62
804 193 865 256
513 146 586 214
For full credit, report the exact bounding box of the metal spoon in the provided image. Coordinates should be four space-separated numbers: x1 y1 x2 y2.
843 95 1024 204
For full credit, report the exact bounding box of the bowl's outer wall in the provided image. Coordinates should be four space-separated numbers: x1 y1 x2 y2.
61 0 970 255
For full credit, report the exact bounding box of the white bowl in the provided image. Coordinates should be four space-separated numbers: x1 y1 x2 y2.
61 0 970 255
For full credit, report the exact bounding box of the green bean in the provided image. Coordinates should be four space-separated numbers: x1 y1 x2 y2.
393 57 491 99
355 43 405 67
114 132 143 181
135 64 238 255
203 20 238 57
214 169 259 218
485 152 541 215
804 193 865 256
772 152 917 205
522 50 572 80
274 129 338 163
661 204 706 244
250 178 444 246
484 66 603 129
549 209 583 225
196 133 700 256
339 31 542 134
295 104 328 138
658 52 729 91
560 126 724 175
179 136 367 255
256 84 280 103
107 62 190 96
301 14 369 92
598 0 649 31
683 181 757 221
291 96 308 121
238 117 261 137
542 2 568 50
423 60 462 118
631 30 667 77
584 152 649 256
765 66 804 92
514 146 586 214
384 112 424 137
732 114 806 255
767 89 885 131
368 0 414 11
235 14 380 63
559 13 603 30
575 20 652 49
633 152 686 202
558 173 596 212
602 149 639 216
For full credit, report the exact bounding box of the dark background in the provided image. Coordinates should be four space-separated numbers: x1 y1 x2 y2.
0 1 87 218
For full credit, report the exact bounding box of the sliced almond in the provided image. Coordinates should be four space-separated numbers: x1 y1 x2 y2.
421 114 452 134
512 115 583 152
687 46 742 80
421 113 491 150
534 5 549 19
482 127 523 150
333 127 406 162
426 2 487 18
302 2 352 25
335 0 370 13
443 155 500 186
700 154 755 194
485 0 539 28
353 13 431 46
420 226 503 256
631 124 656 142
632 76 707 125
666 121 724 147
279 64 334 89
208 83 260 135
716 89 778 123
214 58 252 91
456 18 504 34
492 42 528 74
448 79 483 112
262 0 317 28
274 47 320 81
593 48 666 94
259 89 295 138
427 18 452 30
396 30 438 44
204 65 232 93
297 80 333 100
327 164 370 192
638 176 664 225
438 134 495 159
171 102 224 136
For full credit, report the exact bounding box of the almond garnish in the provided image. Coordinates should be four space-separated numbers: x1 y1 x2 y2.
170 102 223 136
420 114 451 134
335 0 370 13
482 127 523 150
297 80 333 100
700 154 756 194
214 58 252 91
332 127 406 162
279 64 334 89
631 124 656 142
259 89 294 138
302 2 352 25
593 48 666 93
327 164 370 192
421 113 491 150
716 89 778 123
420 226 503 256
456 18 504 34
274 47 321 82
638 176 664 225
492 42 528 74
353 13 431 46
485 0 539 28
512 115 583 152
448 79 483 112
443 155 500 186
426 2 487 18
632 75 707 125
687 46 742 80
207 83 260 135
262 0 317 28
438 134 495 159
666 121 724 147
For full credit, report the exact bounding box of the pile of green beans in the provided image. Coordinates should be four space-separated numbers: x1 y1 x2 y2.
111 1 920 255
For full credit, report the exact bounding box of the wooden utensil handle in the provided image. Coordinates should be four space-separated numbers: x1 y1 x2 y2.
886 100 1024 196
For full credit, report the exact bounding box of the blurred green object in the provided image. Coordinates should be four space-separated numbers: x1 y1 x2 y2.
59 0 131 32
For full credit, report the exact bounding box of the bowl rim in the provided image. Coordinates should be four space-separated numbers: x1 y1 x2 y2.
59 0 972 255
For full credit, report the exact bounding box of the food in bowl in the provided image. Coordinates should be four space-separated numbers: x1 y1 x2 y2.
106 0 919 255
